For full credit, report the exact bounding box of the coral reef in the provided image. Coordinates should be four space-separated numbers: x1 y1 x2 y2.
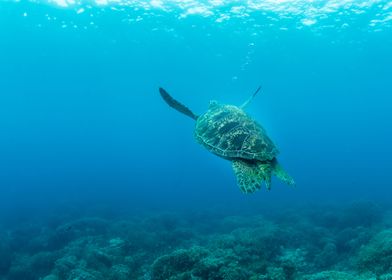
357 229 392 275
0 202 391 279
300 270 368 280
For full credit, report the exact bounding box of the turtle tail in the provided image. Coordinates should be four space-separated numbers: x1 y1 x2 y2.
159 88 198 120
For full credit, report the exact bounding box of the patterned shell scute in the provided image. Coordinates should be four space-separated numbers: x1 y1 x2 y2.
195 104 278 161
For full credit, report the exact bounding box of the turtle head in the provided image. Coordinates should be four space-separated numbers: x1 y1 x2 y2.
209 100 220 109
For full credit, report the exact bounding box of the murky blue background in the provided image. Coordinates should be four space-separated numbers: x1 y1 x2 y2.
0 0 391 221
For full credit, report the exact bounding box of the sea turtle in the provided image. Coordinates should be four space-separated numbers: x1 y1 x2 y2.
159 87 294 193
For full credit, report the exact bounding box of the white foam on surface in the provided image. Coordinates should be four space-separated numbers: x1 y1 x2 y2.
16 0 392 30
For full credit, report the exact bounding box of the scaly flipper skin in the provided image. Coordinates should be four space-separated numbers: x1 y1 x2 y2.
159 88 198 120
272 160 295 186
232 159 295 193
232 160 273 193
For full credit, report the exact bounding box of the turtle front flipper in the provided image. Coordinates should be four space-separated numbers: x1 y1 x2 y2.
159 88 198 120
232 160 272 193
240 85 262 109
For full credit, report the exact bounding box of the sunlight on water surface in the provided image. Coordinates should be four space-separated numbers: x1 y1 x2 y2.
8 0 392 30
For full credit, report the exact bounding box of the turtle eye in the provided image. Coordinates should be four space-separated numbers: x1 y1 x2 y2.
209 100 218 107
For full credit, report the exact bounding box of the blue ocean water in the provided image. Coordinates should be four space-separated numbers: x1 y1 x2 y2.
0 1 392 279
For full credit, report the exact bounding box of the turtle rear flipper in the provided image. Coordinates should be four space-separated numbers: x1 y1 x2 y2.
272 159 295 186
232 160 272 193
159 88 198 120
232 159 293 193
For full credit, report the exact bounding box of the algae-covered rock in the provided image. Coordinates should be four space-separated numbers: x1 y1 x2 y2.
278 248 308 279
193 248 248 280
218 265 248 280
7 252 56 280
49 218 109 250
42 275 59 280
7 256 35 280
380 274 392 280
264 267 287 280
301 270 373 280
151 246 208 280
108 264 131 280
86 248 113 270
66 268 104 280
229 222 283 262
54 255 79 278
357 229 392 275
314 242 338 268
0 237 12 275
150 245 251 280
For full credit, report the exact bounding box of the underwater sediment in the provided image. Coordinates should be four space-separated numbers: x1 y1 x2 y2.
0 202 391 280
